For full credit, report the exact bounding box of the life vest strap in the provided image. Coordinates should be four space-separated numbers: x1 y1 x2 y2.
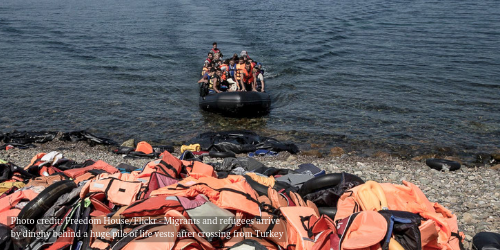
158 160 179 177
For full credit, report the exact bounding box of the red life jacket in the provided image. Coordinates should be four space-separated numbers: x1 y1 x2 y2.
211 48 220 55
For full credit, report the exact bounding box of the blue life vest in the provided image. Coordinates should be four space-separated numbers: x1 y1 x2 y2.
228 64 237 78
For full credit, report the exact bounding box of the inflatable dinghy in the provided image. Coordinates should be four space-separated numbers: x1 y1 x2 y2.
199 91 271 116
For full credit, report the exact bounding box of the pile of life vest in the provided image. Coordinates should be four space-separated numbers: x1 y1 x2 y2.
0 150 465 250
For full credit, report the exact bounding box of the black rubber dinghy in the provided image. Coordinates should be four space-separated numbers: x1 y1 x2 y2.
473 232 500 250
199 91 271 117
299 173 365 197
318 207 337 219
16 180 77 229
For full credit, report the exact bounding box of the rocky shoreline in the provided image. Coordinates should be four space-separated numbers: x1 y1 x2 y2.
1 139 499 249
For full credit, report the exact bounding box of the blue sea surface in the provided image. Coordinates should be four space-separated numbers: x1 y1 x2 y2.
1 0 499 158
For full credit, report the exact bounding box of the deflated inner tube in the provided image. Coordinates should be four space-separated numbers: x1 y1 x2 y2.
473 232 500 250
425 159 461 171
244 175 269 196
299 173 343 197
209 151 236 159
318 207 337 220
17 180 77 229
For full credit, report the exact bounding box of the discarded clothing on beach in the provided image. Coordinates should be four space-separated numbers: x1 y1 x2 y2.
0 131 57 145
295 163 326 176
60 130 117 146
248 149 278 157
216 157 266 173
186 130 300 154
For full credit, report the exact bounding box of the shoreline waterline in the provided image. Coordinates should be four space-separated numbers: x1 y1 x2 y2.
1 128 498 167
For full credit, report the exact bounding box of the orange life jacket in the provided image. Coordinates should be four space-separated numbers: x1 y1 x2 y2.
245 172 275 187
121 195 183 218
135 141 153 154
310 215 337 250
335 181 464 250
45 227 75 250
236 63 245 80
280 207 318 250
140 151 183 179
89 216 135 249
339 211 387 250
81 177 144 206
242 67 254 83
25 174 67 188
151 175 261 216
63 160 119 179
27 152 46 168
165 210 215 250
220 63 228 71
249 211 288 249
223 231 280 250
181 160 217 179
0 189 39 227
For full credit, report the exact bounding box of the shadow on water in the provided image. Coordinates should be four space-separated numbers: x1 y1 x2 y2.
199 111 269 132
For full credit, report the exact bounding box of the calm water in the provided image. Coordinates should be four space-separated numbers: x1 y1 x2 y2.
1 0 499 159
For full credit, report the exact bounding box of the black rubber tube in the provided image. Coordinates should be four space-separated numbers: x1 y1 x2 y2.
17 180 77 229
244 175 269 196
318 207 337 220
473 232 500 250
425 159 461 171
209 151 236 158
298 173 343 197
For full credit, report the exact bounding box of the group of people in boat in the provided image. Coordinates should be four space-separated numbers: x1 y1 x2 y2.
198 42 266 94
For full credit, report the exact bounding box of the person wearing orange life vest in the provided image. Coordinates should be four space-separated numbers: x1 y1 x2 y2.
201 61 210 76
220 59 229 72
239 62 257 92
235 57 246 91
212 68 229 93
248 58 256 68
199 68 217 94
198 64 212 84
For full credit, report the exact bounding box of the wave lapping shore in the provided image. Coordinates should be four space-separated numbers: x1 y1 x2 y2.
1 139 499 249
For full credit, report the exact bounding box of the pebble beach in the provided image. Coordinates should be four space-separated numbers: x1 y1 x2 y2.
1 138 498 249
